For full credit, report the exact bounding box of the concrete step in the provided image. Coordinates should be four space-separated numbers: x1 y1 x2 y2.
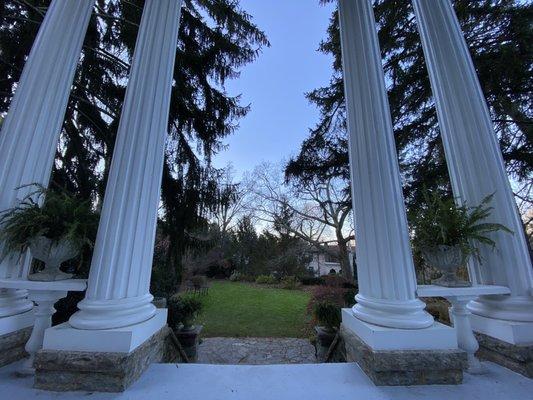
1 360 533 399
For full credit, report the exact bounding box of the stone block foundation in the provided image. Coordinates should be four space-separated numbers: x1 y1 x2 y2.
34 326 180 392
340 324 467 386
0 327 31 367
475 332 533 378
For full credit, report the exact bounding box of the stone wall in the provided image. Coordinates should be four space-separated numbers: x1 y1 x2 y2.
34 326 181 392
0 327 31 367
340 324 467 386
476 332 533 378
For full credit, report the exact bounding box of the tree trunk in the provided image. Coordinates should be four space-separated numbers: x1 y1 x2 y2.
336 236 353 282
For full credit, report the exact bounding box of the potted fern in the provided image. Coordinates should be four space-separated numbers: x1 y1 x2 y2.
0 185 98 281
313 300 341 350
412 190 512 287
167 294 204 362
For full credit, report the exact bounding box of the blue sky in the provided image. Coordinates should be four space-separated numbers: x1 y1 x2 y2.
212 0 336 176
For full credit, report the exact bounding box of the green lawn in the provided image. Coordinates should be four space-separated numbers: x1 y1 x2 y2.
193 281 311 338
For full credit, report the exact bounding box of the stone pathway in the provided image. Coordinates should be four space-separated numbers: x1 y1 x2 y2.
197 338 316 365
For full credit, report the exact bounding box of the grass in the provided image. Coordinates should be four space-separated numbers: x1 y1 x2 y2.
193 281 311 338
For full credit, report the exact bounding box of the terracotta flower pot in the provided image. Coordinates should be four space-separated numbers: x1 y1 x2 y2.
28 236 79 281
421 245 471 287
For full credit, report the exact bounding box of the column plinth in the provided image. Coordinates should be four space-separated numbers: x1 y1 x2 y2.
412 0 533 325
339 0 433 330
69 0 182 331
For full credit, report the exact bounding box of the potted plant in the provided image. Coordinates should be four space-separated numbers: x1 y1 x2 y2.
412 190 512 287
0 185 98 281
167 294 204 362
313 300 341 349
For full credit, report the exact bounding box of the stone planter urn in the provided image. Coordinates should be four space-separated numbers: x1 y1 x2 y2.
421 245 471 287
175 325 203 362
28 236 79 281
315 326 336 362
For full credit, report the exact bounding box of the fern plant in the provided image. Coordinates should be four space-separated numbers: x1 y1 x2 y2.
0 184 98 260
412 189 512 263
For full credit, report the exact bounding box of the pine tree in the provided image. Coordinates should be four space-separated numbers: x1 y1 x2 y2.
0 1 269 285
287 0 532 221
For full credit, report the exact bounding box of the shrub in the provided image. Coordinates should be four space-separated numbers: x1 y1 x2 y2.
320 274 357 289
342 281 357 289
255 274 277 284
280 275 300 290
313 301 341 332
323 275 347 288
151 262 181 298
307 285 347 315
191 275 207 289
240 273 256 282
229 271 255 282
343 289 357 307
167 294 203 331
300 276 325 286
229 271 241 281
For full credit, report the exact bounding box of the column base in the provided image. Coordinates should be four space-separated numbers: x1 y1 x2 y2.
0 310 34 367
474 331 533 378
341 309 467 385
468 296 533 323
69 293 157 330
353 294 434 330
35 309 178 392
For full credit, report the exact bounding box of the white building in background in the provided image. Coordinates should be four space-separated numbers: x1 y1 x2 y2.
307 245 356 277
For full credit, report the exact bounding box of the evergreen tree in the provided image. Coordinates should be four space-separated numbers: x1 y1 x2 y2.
0 1 268 286
287 0 532 221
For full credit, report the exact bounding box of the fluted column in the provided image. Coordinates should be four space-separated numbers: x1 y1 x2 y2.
412 0 533 323
338 0 433 329
0 0 95 318
69 0 182 330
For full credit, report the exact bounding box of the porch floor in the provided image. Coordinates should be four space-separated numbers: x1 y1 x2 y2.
1 359 532 399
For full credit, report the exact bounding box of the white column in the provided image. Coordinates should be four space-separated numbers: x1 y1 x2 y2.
69 0 182 330
338 0 433 329
0 0 95 320
412 0 533 325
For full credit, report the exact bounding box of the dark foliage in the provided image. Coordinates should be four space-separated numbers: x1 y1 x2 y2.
0 1 268 290
167 293 203 330
412 189 512 261
287 0 532 217
313 300 341 331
